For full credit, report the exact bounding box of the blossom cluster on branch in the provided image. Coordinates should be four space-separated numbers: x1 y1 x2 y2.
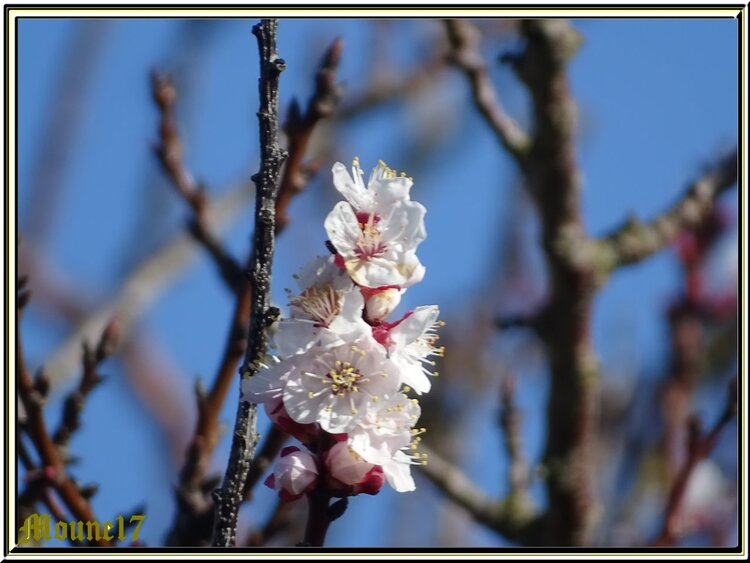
243 158 442 502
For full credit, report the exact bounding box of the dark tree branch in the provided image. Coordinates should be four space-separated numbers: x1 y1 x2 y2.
597 152 738 270
418 444 539 544
167 33 340 548
505 19 600 546
444 19 530 165
652 378 737 546
211 19 288 547
17 277 111 546
444 18 596 545
152 72 244 294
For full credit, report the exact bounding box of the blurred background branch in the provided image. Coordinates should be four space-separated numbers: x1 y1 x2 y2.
442 17 738 547
17 277 128 546
14 15 739 549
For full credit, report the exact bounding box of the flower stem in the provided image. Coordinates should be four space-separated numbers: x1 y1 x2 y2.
302 490 333 547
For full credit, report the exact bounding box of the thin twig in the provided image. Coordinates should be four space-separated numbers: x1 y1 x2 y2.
276 38 343 233
211 19 288 547
53 319 119 448
652 378 737 546
444 20 530 165
17 278 111 547
18 436 69 537
152 72 244 293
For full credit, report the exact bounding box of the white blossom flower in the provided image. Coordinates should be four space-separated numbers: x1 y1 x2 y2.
331 159 414 216
282 335 402 433
272 255 370 358
373 305 443 394
249 156 440 500
348 393 424 492
264 446 319 502
324 159 427 289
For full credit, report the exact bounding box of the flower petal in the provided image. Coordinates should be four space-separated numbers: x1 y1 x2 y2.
327 288 369 341
324 201 362 255
383 452 416 492
272 319 321 358
345 256 403 288
381 201 426 251
283 377 329 425
241 363 292 404
399 251 426 288
332 161 371 210
389 305 440 349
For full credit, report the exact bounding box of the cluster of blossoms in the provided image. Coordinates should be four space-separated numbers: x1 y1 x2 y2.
243 158 443 502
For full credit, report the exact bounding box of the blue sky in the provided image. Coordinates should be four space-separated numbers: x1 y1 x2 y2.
17 17 738 547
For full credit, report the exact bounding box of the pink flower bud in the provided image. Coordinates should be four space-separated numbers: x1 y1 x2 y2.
264 446 319 502
265 396 319 444
353 466 385 496
322 441 385 496
365 288 402 323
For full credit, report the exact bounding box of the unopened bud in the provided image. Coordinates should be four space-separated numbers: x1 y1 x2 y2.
322 441 384 497
264 446 319 502
365 288 401 323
